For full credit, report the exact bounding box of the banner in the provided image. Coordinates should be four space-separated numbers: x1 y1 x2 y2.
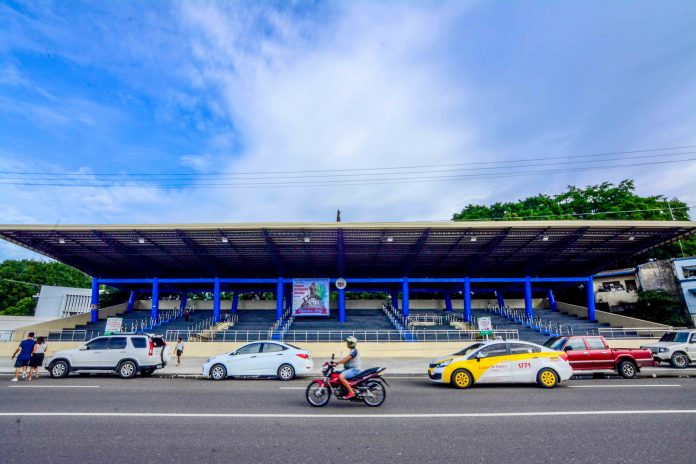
104 317 123 335
477 317 493 336
292 279 330 316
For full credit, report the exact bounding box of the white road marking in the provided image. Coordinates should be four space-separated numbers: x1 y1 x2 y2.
0 410 694 418
7 385 101 389
568 384 681 388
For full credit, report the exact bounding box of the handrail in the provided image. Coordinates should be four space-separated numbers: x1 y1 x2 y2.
163 328 519 343
585 327 686 339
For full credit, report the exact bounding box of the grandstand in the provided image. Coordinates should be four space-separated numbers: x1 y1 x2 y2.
1 220 694 343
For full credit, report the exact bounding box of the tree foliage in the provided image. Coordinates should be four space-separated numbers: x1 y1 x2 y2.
452 179 695 259
632 290 687 327
0 260 91 316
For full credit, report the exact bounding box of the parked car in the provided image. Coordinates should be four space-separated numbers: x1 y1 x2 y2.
427 340 572 389
641 330 696 369
45 334 170 379
203 341 313 381
544 335 654 378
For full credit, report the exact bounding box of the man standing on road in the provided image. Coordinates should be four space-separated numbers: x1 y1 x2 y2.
10 332 36 382
332 336 361 399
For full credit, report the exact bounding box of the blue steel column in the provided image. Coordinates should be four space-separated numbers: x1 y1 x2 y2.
391 290 399 311
213 278 221 323
524 276 533 319
276 278 284 321
151 278 159 321
90 277 99 323
444 292 452 312
463 278 472 322
586 277 596 321
179 292 188 315
338 287 346 323
231 292 239 315
126 290 136 314
548 288 558 312
401 278 409 318
496 289 505 309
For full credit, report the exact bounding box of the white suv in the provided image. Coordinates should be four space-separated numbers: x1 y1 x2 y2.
641 331 696 369
46 334 171 379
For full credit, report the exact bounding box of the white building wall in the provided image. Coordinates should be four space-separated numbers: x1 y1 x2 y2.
34 285 92 319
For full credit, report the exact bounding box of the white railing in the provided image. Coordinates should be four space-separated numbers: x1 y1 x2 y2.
585 327 687 339
162 328 519 343
0 330 14 341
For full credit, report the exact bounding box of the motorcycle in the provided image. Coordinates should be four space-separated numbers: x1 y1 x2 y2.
305 354 388 407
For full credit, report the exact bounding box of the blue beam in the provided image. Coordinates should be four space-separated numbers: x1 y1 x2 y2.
548 288 558 312
391 290 399 310
127 290 136 314
401 278 409 317
444 292 452 312
586 277 596 321
213 278 221 322
151 277 159 321
463 277 471 322
231 292 239 314
276 277 284 320
524 276 533 319
497 289 505 309
90 277 99 323
338 287 346 323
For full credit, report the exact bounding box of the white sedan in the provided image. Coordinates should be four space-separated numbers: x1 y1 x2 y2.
203 341 313 381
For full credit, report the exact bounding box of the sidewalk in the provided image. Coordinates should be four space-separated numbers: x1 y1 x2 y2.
1 357 694 378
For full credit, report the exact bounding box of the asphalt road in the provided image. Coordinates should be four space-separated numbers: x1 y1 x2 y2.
1 376 695 464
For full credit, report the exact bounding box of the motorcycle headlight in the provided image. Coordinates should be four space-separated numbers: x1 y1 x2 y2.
437 359 452 368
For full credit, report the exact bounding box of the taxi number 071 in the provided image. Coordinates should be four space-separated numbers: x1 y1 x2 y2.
517 362 531 369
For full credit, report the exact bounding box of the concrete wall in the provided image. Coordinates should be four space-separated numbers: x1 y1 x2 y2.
637 260 679 295
556 301 669 328
0 338 657 358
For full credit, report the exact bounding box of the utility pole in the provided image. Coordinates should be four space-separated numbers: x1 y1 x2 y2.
667 201 685 257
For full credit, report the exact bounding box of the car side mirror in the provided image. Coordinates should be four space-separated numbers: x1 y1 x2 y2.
476 352 484 361
79 346 88 351
231 351 237 355
564 346 572 351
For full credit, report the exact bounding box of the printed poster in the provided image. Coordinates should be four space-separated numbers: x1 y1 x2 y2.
292 279 330 316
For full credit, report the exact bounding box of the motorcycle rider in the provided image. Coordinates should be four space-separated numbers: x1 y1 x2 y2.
332 336 361 399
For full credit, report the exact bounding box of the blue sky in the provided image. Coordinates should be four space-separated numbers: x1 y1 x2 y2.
1 0 695 260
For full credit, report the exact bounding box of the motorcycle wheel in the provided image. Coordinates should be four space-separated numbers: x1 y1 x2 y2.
362 380 386 407
306 382 331 407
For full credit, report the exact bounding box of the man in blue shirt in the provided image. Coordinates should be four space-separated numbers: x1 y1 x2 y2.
11 332 36 382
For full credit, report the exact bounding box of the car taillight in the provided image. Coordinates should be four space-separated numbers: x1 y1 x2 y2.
148 340 154 356
558 353 568 361
296 353 310 359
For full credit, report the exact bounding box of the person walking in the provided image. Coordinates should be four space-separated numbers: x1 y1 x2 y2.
28 336 47 380
183 309 190 322
174 337 184 366
11 332 36 382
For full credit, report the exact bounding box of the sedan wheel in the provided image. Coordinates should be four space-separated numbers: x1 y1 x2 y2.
450 369 473 389
537 368 558 388
277 364 295 381
210 364 227 381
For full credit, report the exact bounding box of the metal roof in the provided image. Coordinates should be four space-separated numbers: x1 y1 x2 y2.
1 221 694 279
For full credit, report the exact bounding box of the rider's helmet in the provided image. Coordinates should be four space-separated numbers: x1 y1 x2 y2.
345 336 358 349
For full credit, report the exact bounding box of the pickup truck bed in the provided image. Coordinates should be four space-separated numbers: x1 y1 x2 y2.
544 335 654 379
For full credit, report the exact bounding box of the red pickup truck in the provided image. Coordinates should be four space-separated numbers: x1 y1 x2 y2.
543 335 654 379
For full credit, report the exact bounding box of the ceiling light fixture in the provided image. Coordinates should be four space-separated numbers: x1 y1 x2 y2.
221 237 228 243
58 238 65 244
304 237 310 243
138 238 145 244
628 236 635 241
386 236 394 242
542 236 549 241
470 236 477 242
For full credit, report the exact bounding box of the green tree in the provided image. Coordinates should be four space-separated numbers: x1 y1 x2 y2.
452 179 695 259
0 259 91 316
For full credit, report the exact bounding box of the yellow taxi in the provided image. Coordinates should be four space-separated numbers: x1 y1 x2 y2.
428 339 572 389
